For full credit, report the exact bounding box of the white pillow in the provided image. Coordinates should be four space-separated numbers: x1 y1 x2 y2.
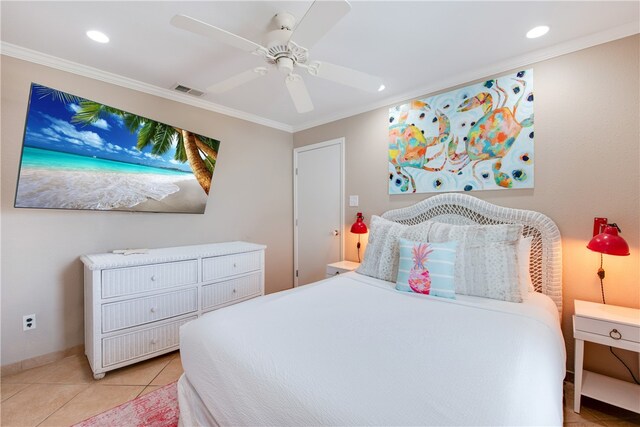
427 222 524 302
518 236 534 296
357 216 434 281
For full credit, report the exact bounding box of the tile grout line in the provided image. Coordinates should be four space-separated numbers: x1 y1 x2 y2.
33 383 92 427
134 352 177 398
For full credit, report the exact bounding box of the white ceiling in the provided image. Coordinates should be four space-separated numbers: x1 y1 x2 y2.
1 1 638 132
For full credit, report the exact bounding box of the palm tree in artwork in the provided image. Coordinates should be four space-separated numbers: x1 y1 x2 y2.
35 86 219 194
72 102 219 194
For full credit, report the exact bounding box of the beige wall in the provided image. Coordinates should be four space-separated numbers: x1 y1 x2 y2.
1 56 294 366
294 35 640 381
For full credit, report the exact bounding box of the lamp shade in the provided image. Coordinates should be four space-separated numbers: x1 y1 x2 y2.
350 212 368 234
587 225 630 256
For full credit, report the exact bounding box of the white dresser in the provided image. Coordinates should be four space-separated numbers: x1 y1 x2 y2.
81 241 266 379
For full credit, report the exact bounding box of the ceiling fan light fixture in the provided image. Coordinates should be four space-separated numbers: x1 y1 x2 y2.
277 57 295 74
86 30 109 43
526 25 549 39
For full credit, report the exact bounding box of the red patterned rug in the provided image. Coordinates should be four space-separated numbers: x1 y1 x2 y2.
73 382 179 427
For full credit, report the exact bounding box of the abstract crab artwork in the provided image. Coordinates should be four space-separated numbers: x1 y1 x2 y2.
15 83 220 213
388 69 534 194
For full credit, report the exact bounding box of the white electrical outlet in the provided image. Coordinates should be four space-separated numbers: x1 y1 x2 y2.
349 195 359 207
23 314 36 331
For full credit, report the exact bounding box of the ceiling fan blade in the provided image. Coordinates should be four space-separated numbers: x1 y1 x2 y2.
207 67 269 93
309 61 383 93
171 14 266 54
290 0 351 49
285 74 314 113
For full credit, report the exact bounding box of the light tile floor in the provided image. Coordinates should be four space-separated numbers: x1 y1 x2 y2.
1 354 639 426
1 351 182 427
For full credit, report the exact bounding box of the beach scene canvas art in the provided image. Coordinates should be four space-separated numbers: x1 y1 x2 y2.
15 83 220 213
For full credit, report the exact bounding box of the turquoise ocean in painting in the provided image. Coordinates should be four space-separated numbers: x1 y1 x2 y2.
16 147 199 211
20 147 192 176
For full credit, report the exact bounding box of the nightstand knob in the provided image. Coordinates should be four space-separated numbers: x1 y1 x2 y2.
334 271 340 275
609 329 622 340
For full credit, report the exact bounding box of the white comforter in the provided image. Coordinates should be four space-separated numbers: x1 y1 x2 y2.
180 272 566 426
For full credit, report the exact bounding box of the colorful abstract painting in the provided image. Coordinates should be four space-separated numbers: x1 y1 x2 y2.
389 69 534 194
15 83 220 213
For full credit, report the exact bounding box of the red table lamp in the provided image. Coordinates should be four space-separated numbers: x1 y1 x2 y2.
350 212 368 262
586 219 630 304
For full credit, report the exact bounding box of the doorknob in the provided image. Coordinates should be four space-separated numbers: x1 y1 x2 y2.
333 230 339 236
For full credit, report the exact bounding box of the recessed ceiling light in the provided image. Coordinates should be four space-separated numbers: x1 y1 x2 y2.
86 30 109 44
526 26 549 39
378 84 386 92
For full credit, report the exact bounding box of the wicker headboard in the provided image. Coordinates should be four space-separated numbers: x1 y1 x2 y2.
382 193 563 316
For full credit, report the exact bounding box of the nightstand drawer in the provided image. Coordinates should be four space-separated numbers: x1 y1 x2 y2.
326 261 360 276
326 265 345 276
575 316 640 344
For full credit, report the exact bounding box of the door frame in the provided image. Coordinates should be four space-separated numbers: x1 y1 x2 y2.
293 137 345 287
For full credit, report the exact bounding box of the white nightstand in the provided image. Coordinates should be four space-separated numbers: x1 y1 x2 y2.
326 260 360 278
573 300 640 414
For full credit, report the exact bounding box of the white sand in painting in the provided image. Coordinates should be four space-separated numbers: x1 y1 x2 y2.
15 168 207 213
129 179 207 213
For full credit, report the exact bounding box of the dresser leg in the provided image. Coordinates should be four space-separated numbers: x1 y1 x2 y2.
93 372 106 380
574 339 584 413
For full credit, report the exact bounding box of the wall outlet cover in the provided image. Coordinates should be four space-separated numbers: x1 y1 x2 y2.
23 314 36 331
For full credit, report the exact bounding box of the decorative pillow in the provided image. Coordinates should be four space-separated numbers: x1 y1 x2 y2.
427 222 524 302
518 236 534 296
357 216 434 281
395 238 457 299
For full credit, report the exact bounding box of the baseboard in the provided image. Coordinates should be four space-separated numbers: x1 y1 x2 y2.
1 344 84 377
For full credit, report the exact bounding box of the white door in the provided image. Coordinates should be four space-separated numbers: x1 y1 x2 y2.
294 138 344 286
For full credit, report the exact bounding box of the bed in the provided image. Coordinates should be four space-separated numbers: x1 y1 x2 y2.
178 193 566 426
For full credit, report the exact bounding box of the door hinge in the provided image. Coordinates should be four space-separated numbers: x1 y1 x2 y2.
296 270 299 277
295 168 298 175
295 218 298 226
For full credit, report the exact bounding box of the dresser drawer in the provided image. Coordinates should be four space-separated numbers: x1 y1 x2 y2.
102 316 196 367
575 316 640 344
101 260 198 298
202 272 261 310
202 252 261 281
102 288 198 333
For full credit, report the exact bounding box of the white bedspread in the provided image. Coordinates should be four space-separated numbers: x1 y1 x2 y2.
180 272 566 426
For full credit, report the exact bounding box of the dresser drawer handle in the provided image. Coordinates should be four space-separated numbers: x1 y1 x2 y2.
150 339 157 345
232 288 237 294
150 307 157 313
233 263 237 268
609 329 622 340
150 275 156 282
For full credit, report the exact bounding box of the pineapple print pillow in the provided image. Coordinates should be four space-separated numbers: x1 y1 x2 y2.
395 238 458 299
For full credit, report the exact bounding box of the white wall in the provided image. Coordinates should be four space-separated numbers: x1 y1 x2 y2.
1 55 294 366
294 35 640 382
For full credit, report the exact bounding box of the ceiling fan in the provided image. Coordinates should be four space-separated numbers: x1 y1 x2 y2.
170 0 384 113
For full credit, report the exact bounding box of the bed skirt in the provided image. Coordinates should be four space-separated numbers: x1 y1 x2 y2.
177 374 220 427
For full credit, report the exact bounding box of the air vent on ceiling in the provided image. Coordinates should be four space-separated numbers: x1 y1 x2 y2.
172 84 205 97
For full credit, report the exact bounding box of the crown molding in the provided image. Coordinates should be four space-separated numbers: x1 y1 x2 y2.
0 42 293 133
291 22 640 133
2 19 637 135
